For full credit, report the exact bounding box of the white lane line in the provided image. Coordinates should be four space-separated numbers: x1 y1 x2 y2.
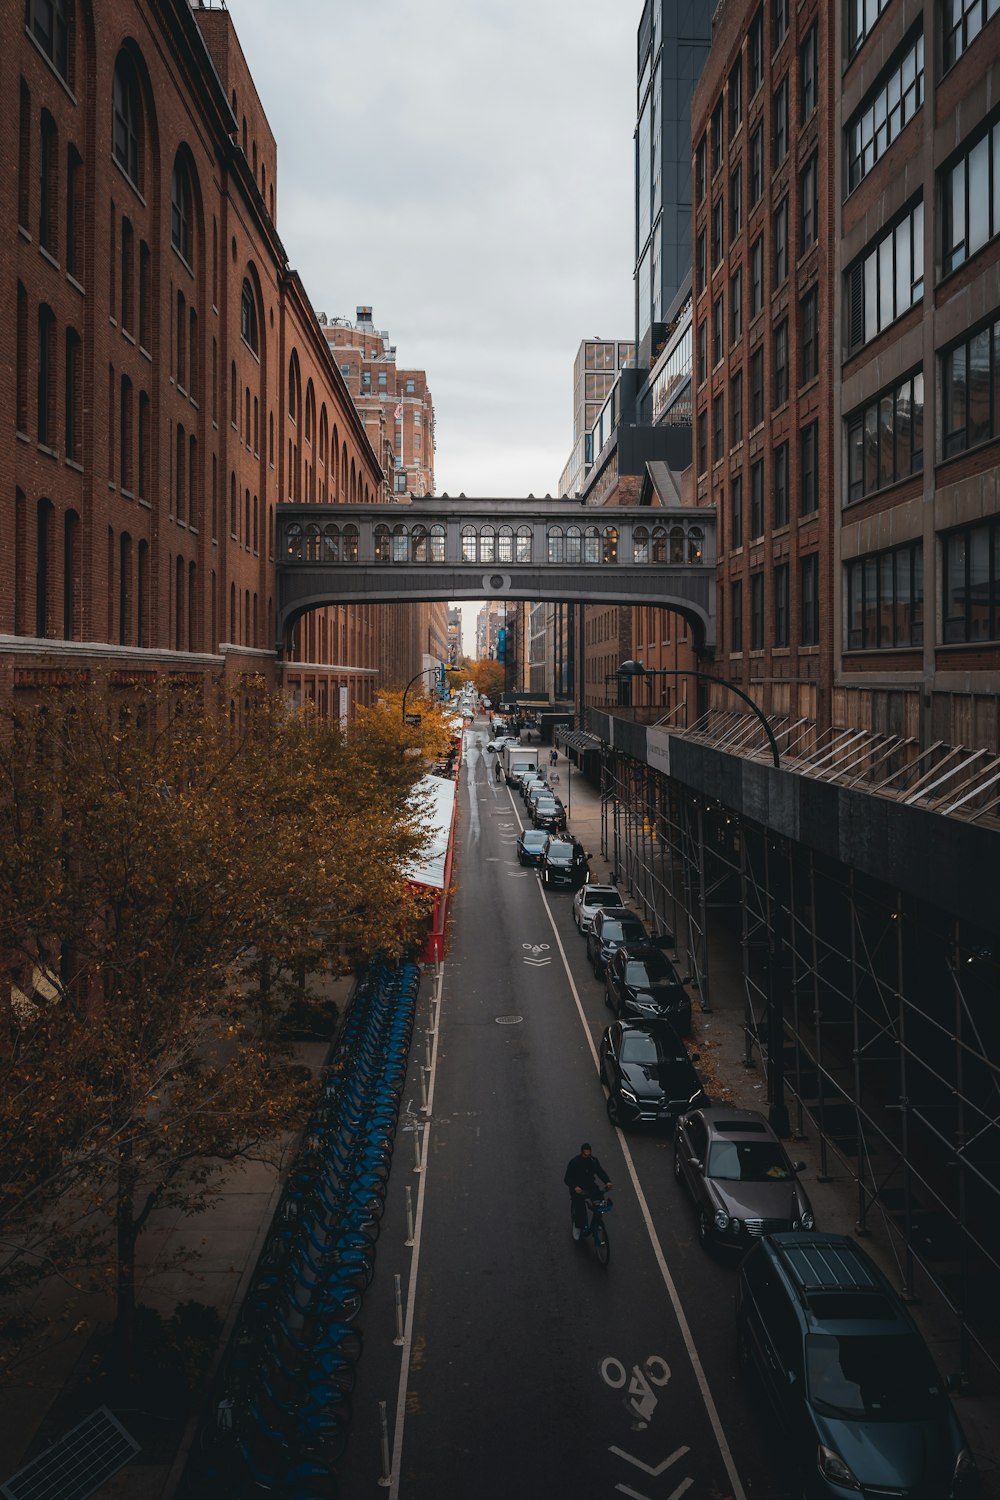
508 798 747 1500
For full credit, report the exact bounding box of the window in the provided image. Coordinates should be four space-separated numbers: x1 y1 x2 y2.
848 0 891 57
138 392 150 501
774 78 788 165
697 411 708 474
18 80 30 233
28 0 71 82
774 564 789 645
800 421 819 514
942 316 1000 458
112 53 141 188
800 289 818 383
697 229 707 292
800 153 818 252
713 294 724 365
774 320 788 406
712 197 724 268
712 97 724 175
750 236 764 316
731 579 744 651
66 145 82 278
729 57 742 138
731 473 744 549
750 571 764 648
749 126 764 207
846 200 924 351
39 111 57 255
713 392 725 461
800 553 819 644
121 218 134 332
774 444 789 527
773 197 788 286
37 304 56 448
750 347 764 427
847 542 924 648
774 0 788 47
800 24 818 121
847 370 924 501
171 156 193 265
730 164 742 239
943 519 1000 641
696 136 706 202
65 328 81 463
240 278 258 353
731 370 743 445
697 319 707 382
749 7 764 93
846 32 924 193
943 0 1000 71
943 114 1000 274
730 270 743 342
750 460 764 537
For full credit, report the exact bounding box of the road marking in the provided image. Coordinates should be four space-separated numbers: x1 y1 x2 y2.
610 1446 688 1476
522 954 551 965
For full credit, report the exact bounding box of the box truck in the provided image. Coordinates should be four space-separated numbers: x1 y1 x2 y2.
503 743 540 785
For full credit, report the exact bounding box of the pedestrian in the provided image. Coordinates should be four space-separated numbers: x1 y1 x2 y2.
495 758 503 783
549 748 558 767
564 1143 612 1241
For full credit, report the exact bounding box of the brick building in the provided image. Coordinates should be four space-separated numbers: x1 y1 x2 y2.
5 0 384 719
692 0 835 741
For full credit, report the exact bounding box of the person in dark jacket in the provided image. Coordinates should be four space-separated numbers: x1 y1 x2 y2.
564 1143 612 1240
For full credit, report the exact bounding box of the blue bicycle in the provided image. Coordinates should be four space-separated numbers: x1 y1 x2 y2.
576 1194 612 1266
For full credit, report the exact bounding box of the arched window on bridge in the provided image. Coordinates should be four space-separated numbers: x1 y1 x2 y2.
411 524 429 563
498 525 513 563
652 525 668 563
687 526 704 563
602 525 618 563
374 523 391 562
479 525 496 563
430 524 446 562
285 522 303 560
516 525 532 563
322 523 340 561
547 526 565 564
392 523 408 562
566 525 582 564
633 526 650 565
583 525 600 564
343 523 359 562
305 524 321 561
461 525 477 563
669 525 685 564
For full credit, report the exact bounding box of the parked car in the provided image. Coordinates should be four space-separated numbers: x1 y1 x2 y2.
673 1106 815 1252
532 796 566 833
516 829 548 867
604 943 693 1032
587 908 647 977
736 1231 978 1499
540 836 589 890
599 1018 705 1129
573 883 625 933
524 780 550 814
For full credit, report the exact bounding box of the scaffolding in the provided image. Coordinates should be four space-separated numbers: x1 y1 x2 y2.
600 735 1000 1386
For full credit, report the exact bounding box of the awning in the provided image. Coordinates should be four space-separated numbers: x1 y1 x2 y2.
556 729 603 753
404 773 457 891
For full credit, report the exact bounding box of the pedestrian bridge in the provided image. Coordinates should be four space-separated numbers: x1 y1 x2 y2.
276 496 716 651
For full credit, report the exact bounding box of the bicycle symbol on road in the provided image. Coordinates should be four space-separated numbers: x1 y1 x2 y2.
600 1354 670 1428
522 943 552 968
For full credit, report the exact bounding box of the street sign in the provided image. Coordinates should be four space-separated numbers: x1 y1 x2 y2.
405 713 422 726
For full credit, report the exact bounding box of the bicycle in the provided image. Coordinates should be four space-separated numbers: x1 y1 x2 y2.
575 1194 612 1267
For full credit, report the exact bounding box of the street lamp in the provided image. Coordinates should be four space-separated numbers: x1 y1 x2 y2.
616 660 780 769
402 664 461 725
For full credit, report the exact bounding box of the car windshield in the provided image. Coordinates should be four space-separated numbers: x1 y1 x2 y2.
585 889 619 906
623 955 675 987
547 840 573 858
707 1140 793 1181
602 918 645 944
805 1333 943 1421
620 1032 685 1065
522 832 547 848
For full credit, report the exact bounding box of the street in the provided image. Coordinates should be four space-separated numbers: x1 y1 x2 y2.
338 722 784 1499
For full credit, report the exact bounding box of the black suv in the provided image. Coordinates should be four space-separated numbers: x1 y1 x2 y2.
599 1018 704 1129
540 836 589 890
604 943 693 1032
736 1232 977 1498
587 908 647 977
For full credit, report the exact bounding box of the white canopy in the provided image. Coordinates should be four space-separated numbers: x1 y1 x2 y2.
404 773 456 891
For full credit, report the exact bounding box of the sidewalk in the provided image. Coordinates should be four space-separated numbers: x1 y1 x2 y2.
553 742 1000 1492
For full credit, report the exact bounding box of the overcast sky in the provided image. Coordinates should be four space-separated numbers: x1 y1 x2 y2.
230 0 637 499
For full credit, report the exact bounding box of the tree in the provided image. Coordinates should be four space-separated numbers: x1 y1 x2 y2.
0 684 434 1369
471 660 505 700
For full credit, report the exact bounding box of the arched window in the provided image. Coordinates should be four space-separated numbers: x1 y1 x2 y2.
651 525 667 563
304 524 321 562
566 525 582 564
411 525 429 563
288 352 300 422
633 526 650 565
171 155 193 266
284 523 303 559
498 525 514 563
374 523 391 562
28 0 72 84
547 526 565 564
461 525 477 563
305 381 315 445
687 526 704 563
240 278 258 353
479 525 496 563
343 524 359 562
516 525 533 563
669 525 685 563
112 52 142 188
602 526 618 563
342 445 349 496
583 525 600 564
322 523 340 562
392 524 409 563
430 524 446 563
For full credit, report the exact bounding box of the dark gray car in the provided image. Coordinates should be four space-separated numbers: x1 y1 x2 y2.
673 1106 815 1252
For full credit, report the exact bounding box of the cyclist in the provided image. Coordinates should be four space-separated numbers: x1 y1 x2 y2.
564 1143 612 1241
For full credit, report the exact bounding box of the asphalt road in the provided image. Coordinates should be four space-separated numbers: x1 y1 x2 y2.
337 722 785 1500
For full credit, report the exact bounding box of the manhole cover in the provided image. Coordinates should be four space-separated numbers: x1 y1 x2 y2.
495 1015 524 1025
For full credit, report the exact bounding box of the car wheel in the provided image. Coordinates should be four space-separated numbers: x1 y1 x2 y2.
606 1092 621 1126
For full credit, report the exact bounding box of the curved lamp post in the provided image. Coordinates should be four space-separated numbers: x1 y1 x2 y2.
402 664 461 724
616 660 780 769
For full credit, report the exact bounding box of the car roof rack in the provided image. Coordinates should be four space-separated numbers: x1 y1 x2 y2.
772 1236 880 1301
